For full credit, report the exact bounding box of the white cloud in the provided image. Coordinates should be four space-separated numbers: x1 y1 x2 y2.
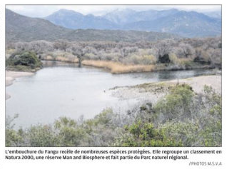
6 5 221 18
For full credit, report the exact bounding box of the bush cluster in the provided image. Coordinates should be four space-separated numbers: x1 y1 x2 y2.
6 51 42 71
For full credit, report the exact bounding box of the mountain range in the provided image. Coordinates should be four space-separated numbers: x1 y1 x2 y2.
6 9 180 42
45 8 221 38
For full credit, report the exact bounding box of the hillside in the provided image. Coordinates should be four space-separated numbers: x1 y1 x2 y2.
6 9 71 42
6 9 181 42
45 9 118 30
123 11 221 37
45 9 221 38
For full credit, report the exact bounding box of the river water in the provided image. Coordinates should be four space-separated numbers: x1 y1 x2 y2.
6 61 216 128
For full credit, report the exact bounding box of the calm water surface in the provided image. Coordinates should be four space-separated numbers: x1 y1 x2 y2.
6 61 215 128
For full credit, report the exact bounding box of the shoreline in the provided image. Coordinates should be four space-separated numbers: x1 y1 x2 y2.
42 57 155 74
42 57 219 74
6 71 34 100
109 75 221 103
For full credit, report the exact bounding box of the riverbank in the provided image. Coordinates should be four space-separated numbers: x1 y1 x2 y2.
42 56 218 74
110 75 221 103
6 71 34 99
42 56 154 73
82 60 218 74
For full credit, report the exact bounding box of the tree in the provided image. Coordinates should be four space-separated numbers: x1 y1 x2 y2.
178 43 195 58
14 42 29 52
71 44 91 67
207 48 222 68
156 40 173 63
53 40 70 52
29 40 53 55
194 48 211 65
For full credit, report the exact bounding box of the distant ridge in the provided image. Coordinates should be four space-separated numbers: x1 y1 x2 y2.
6 9 181 43
45 9 118 30
44 8 221 38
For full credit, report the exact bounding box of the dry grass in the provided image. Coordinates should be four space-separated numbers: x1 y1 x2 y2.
82 60 154 74
43 55 79 63
43 55 54 60
55 56 78 63
42 56 154 73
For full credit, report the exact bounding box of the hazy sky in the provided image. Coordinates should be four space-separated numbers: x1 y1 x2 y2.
6 5 221 18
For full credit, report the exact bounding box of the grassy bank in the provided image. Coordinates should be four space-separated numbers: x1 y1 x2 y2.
82 60 154 74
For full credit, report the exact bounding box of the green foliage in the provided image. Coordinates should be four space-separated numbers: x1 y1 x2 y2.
197 86 222 146
117 121 182 146
159 115 221 147
54 117 87 146
5 114 24 146
5 129 23 147
154 84 194 121
82 108 121 146
159 121 200 146
6 51 42 70
27 125 56 147
93 108 114 127
155 85 221 146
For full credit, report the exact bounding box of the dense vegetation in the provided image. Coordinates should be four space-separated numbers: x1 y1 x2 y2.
6 84 221 147
6 51 42 71
6 36 222 72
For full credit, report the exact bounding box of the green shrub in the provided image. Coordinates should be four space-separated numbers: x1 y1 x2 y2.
5 114 24 146
5 129 24 147
116 121 182 146
93 108 114 127
6 51 42 70
154 84 194 122
159 121 200 146
27 125 56 147
155 85 221 146
54 117 87 146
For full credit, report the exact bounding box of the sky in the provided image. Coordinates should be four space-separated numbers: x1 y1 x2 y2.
6 5 221 18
